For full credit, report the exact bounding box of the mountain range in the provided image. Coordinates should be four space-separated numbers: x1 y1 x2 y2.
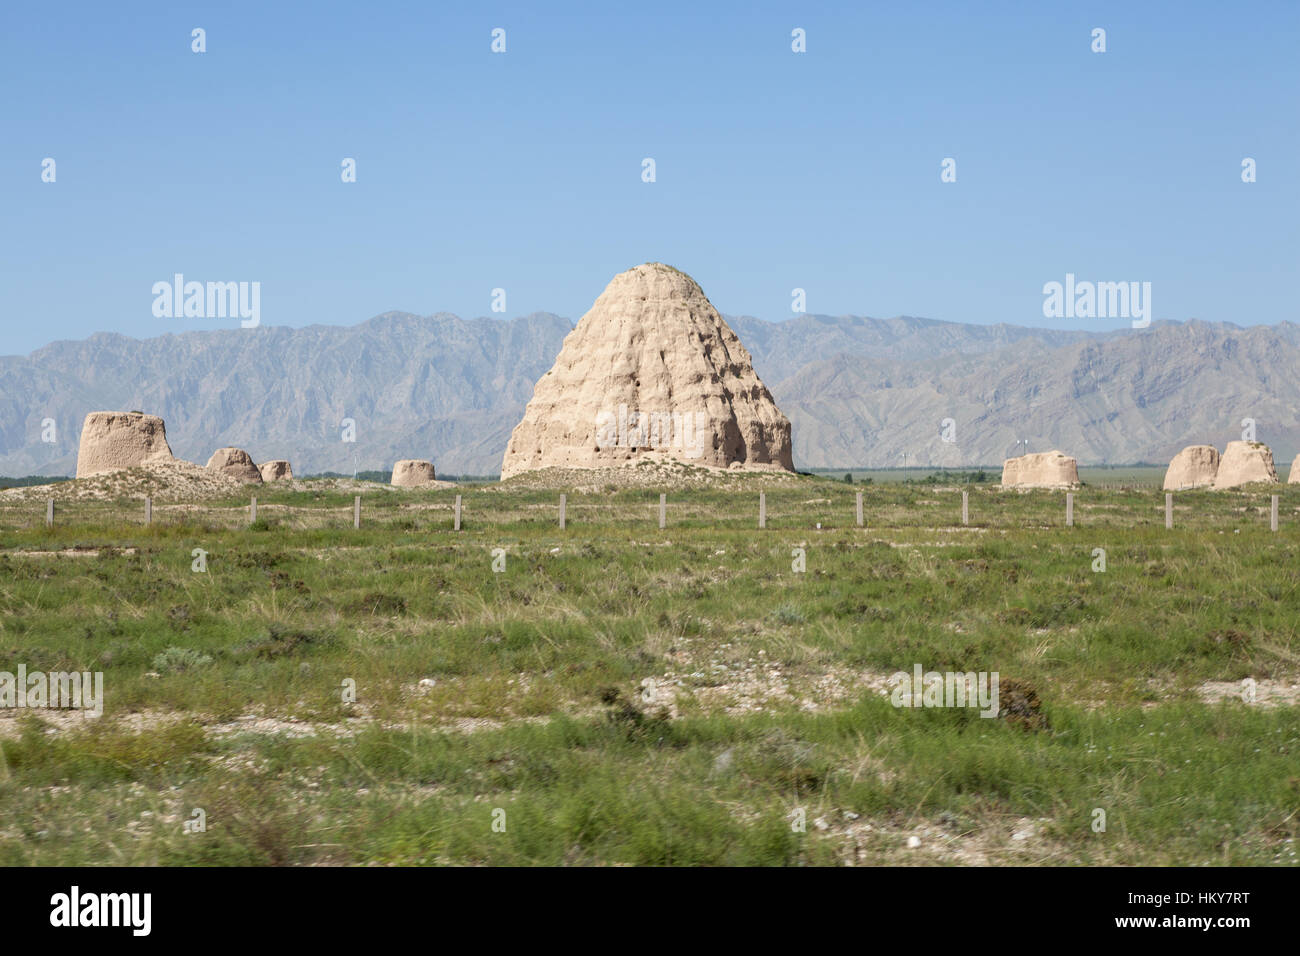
3 312 1298 476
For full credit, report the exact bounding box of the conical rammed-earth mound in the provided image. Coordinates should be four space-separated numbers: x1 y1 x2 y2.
501 264 794 478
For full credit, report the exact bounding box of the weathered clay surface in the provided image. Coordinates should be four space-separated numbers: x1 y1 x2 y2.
76 411 176 478
205 447 263 483
1000 450 1079 489
259 460 293 482
501 263 794 479
1214 441 1277 488
1163 445 1219 490
391 459 436 486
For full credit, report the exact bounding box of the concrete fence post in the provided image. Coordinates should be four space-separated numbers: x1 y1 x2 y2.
250 496 257 524
759 492 766 529
454 494 462 532
659 493 666 530
46 498 54 528
1271 495 1279 532
145 497 152 525
855 491 863 527
961 490 969 526
1066 493 1074 527
353 496 361 529
1165 493 1173 530
559 494 566 530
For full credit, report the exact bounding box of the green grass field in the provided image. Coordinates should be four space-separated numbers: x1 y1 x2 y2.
0 475 1296 865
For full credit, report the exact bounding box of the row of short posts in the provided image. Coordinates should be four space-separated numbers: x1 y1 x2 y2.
325 490 1283 532
1163 492 1280 531
35 491 1288 533
346 493 464 530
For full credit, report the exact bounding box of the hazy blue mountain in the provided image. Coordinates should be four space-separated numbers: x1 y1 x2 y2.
3 312 1297 475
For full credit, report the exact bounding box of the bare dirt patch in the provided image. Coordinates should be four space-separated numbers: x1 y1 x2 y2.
640 640 895 718
1198 678 1300 707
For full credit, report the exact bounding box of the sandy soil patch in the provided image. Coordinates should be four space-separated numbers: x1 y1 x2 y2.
0 461 248 503
495 459 805 492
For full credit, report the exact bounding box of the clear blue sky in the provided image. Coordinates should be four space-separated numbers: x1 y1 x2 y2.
3 0 1296 355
